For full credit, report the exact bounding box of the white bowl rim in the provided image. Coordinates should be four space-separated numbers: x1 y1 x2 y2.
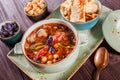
21 19 79 66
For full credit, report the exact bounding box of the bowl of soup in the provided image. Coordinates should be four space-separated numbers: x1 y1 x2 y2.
60 0 101 30
21 19 80 73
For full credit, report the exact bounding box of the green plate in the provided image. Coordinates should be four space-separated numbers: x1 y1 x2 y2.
7 6 111 80
102 10 120 52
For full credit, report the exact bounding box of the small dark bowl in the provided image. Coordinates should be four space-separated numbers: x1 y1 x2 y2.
24 0 49 22
0 21 22 46
27 8 49 22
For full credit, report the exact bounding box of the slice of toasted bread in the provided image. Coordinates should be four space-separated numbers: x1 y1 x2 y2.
61 0 72 20
70 0 86 22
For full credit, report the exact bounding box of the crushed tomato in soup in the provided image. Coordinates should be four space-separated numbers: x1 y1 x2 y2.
24 23 76 64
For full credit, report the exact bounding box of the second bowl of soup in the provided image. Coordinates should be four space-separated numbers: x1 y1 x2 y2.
21 19 80 73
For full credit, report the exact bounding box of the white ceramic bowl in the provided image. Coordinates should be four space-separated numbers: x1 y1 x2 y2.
21 19 80 73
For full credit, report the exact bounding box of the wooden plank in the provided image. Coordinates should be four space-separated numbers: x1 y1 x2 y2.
0 0 64 80
0 42 25 80
0 0 31 80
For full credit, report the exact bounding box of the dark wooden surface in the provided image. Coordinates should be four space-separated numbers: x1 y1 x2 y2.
0 0 120 80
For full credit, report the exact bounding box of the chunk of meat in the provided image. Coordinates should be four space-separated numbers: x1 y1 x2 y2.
52 32 65 45
27 33 36 43
37 28 48 37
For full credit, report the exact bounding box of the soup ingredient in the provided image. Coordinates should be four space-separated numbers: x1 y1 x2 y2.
61 0 99 22
33 58 40 63
53 59 57 63
53 54 59 59
30 42 44 51
49 46 55 53
27 33 36 43
47 54 53 60
47 61 52 64
36 47 48 58
41 56 47 63
37 28 48 37
0 22 19 38
25 23 76 64
24 0 46 16
46 35 53 46
52 32 65 44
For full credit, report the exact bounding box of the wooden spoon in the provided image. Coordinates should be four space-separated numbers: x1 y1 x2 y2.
94 47 109 80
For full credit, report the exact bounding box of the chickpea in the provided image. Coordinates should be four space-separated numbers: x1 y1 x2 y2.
47 61 52 64
41 56 47 63
53 54 59 59
53 59 57 63
48 54 53 60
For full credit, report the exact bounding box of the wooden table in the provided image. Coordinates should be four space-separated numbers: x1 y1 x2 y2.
0 0 120 80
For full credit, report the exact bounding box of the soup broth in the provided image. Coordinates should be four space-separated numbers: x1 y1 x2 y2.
24 23 76 64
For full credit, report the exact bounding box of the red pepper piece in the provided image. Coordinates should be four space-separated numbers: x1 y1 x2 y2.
36 47 48 58
53 33 64 44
